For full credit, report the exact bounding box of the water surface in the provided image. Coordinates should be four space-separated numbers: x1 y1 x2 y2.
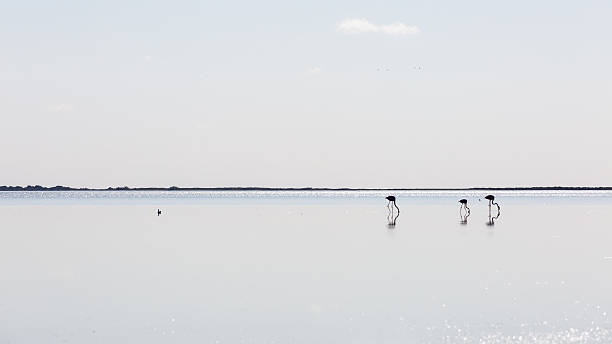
1 191 611 343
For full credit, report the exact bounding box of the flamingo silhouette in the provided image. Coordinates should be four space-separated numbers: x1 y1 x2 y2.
459 198 470 223
484 195 500 223
484 195 500 212
386 196 400 213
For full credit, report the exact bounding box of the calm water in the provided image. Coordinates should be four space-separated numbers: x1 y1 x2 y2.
1 191 612 343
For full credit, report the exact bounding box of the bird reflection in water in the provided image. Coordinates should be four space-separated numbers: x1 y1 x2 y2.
485 195 501 226
387 209 400 228
385 196 400 228
459 199 470 224
487 214 497 226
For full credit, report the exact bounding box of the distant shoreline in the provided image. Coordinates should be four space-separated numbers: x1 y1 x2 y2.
2 185 612 191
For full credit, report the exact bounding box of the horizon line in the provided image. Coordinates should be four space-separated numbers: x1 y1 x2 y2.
2 185 612 191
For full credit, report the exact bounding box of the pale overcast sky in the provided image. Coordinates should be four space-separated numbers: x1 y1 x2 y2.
1 0 611 188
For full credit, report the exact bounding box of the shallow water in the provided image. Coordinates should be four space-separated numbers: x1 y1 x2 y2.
1 191 612 343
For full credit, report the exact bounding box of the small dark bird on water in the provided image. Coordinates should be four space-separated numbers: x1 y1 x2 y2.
157 209 162 216
386 196 400 213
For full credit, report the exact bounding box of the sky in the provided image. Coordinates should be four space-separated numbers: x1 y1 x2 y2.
1 0 611 188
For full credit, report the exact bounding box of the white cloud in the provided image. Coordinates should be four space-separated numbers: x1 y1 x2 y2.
308 66 321 75
336 18 420 36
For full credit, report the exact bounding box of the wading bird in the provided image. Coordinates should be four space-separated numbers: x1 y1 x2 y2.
459 199 470 223
484 195 501 224
484 195 500 212
386 196 400 213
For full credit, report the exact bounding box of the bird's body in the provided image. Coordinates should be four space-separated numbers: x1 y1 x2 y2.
484 195 500 218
